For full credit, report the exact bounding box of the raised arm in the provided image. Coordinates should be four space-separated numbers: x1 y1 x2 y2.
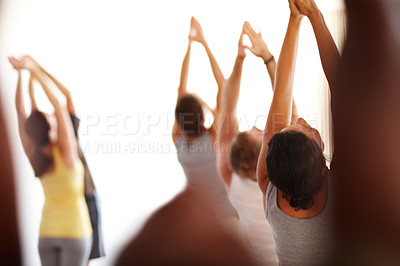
257 1 303 200
22 56 78 168
172 38 192 143
243 21 299 124
9 57 33 157
28 75 38 111
243 22 276 87
41 67 76 115
190 17 225 128
216 32 246 189
295 0 340 90
177 42 191 101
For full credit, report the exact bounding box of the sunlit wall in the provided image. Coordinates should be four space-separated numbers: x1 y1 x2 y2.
0 0 345 265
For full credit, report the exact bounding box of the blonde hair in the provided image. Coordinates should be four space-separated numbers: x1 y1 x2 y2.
228 132 261 180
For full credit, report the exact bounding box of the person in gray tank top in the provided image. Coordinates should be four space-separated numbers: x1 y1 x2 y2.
256 0 340 265
266 172 334 265
173 17 237 221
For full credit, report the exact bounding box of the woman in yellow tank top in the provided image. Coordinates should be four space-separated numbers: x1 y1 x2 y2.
10 55 92 266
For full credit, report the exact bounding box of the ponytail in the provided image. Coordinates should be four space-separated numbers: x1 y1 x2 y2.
31 146 53 177
25 111 52 177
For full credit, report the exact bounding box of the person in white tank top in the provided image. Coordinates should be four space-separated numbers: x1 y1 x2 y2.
216 22 300 265
172 17 238 223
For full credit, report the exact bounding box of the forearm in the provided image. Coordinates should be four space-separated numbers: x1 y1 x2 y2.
223 56 244 114
178 43 191 99
15 73 26 115
274 17 302 98
29 76 38 111
44 69 69 96
308 10 340 89
265 54 298 123
265 59 277 89
31 68 61 108
264 16 302 141
203 42 225 90
41 67 76 114
202 42 225 115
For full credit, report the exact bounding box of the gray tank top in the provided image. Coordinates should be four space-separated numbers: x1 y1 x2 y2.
176 132 237 219
266 171 334 266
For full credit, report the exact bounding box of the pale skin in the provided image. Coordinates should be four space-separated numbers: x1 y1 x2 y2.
10 56 79 171
256 0 339 218
243 21 300 124
172 17 225 144
217 24 278 190
216 31 247 190
10 57 34 159
28 59 77 115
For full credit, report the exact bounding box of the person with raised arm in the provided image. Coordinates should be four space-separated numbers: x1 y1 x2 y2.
173 17 237 222
216 23 281 265
30 61 106 263
9 56 93 266
256 0 339 264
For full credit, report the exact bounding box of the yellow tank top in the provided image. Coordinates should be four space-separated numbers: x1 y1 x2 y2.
39 145 92 238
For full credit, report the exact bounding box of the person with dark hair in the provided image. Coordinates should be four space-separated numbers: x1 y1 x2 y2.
10 55 93 266
30 61 106 263
172 17 237 222
256 0 340 265
216 22 285 265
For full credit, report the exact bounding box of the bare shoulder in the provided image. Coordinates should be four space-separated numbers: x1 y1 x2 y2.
172 121 182 145
115 188 255 265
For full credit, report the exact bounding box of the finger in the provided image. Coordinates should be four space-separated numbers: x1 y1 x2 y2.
294 1 302 13
244 21 257 38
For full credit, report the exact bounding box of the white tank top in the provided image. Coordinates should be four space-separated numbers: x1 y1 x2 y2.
176 132 237 220
228 173 278 265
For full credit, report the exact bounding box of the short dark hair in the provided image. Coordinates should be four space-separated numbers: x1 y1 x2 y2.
175 94 204 136
229 132 261 180
25 111 52 177
266 131 325 211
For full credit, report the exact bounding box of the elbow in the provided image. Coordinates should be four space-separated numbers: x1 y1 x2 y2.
64 90 72 100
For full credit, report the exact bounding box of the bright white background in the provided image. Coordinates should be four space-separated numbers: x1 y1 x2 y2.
0 0 344 265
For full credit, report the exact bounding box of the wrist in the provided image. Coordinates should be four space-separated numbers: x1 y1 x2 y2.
201 40 208 48
237 54 245 60
289 16 303 24
308 7 322 22
261 51 272 62
264 55 274 65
